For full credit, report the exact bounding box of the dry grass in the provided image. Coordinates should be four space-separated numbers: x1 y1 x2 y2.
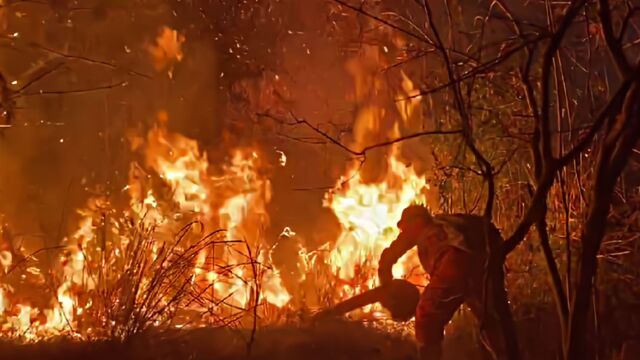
0 320 420 360
0 314 568 360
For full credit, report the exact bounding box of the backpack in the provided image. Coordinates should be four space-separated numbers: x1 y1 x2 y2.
433 214 503 253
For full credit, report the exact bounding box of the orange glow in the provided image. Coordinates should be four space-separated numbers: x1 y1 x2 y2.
0 43 430 339
322 48 429 317
0 113 292 339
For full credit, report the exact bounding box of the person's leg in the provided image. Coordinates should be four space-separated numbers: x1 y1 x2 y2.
415 248 472 359
467 301 505 360
415 286 464 359
466 272 507 360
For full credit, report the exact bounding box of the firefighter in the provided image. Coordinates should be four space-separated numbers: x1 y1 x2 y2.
378 204 506 359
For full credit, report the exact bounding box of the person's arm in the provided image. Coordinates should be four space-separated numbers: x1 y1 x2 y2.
378 232 416 286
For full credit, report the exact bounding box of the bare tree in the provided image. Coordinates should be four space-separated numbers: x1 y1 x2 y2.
291 1 640 358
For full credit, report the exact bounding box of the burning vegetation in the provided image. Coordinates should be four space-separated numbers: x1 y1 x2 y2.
1 1 640 360
0 60 429 340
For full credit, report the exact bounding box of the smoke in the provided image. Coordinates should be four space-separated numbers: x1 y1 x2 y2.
0 0 449 254
0 1 353 253
0 1 172 249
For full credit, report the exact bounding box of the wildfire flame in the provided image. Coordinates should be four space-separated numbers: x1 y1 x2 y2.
322 48 429 316
0 43 430 339
325 152 428 287
139 110 211 217
0 112 291 339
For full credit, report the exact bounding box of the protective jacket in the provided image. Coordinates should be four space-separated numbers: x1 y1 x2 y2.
379 213 501 282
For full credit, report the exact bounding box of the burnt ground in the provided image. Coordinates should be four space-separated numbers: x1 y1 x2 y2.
0 319 493 360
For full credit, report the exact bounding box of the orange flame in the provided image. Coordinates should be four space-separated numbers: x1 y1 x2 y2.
0 43 431 337
324 150 429 301
322 47 429 317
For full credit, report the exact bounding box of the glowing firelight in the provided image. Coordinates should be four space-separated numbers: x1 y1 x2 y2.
322 48 429 313
0 113 293 339
0 250 11 273
0 288 6 316
0 43 432 338
324 150 428 300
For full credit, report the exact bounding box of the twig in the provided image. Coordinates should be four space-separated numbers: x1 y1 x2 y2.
598 0 632 76
330 0 434 45
0 0 47 8
503 67 639 256
258 111 462 157
15 81 129 97
245 239 259 357
618 6 640 42
15 60 66 93
419 0 495 218
330 0 480 63
404 35 547 100
1 245 67 279
0 36 152 79
540 0 588 164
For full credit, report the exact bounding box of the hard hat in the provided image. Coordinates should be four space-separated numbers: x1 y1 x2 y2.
397 204 432 228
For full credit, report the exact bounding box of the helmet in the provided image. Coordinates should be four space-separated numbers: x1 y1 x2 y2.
397 204 432 228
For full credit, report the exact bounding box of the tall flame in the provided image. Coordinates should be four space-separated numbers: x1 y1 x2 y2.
0 112 292 339
323 47 429 314
0 43 432 338
324 150 429 304
143 111 211 216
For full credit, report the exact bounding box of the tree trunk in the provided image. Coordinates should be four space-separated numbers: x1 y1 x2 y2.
485 229 521 360
566 85 640 359
536 215 569 340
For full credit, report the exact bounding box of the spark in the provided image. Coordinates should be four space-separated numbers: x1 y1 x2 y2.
276 150 287 166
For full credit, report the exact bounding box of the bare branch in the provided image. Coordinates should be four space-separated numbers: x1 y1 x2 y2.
618 6 640 42
0 0 47 8
492 147 520 176
1 35 152 79
503 73 636 256
331 0 434 45
15 81 129 97
558 77 634 167
567 81 640 359
419 0 495 218
359 128 463 154
598 0 632 76
404 35 546 100
540 0 588 164
330 0 479 63
275 132 327 145
257 111 462 157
